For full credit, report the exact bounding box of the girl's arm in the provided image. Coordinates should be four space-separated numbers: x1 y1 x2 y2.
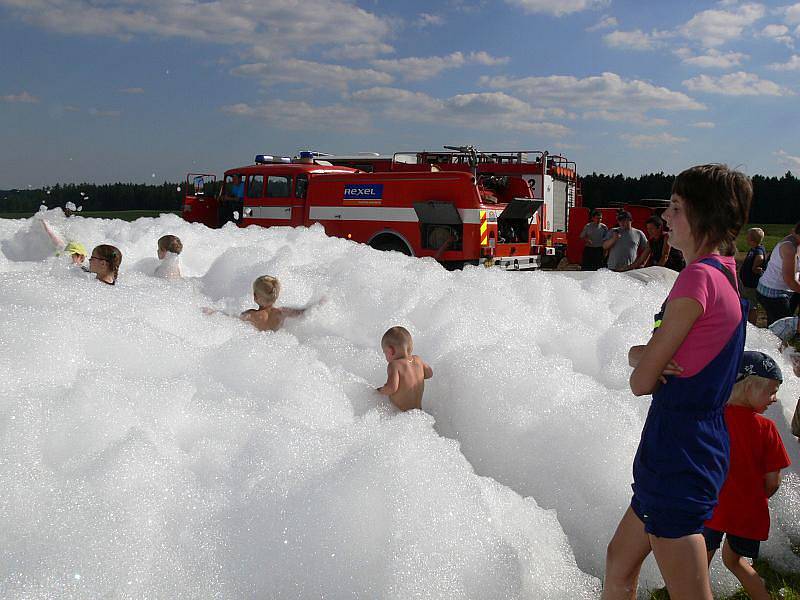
628 345 683 382
630 297 702 396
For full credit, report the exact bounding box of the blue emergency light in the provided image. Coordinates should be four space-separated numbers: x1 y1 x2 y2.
254 154 292 164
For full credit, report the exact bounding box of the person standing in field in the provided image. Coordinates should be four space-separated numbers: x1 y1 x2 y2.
579 209 608 270
603 210 648 272
740 227 766 324
602 164 751 600
756 223 800 325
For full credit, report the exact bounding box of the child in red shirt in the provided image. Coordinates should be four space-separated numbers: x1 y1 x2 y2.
703 351 791 600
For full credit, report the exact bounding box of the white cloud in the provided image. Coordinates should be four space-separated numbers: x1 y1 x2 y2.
586 15 618 31
231 60 393 91
582 110 669 127
120 87 144 94
416 13 444 27
768 54 800 70
691 121 716 128
620 132 688 148
679 3 765 48
1 91 39 103
603 29 670 50
782 3 800 25
505 0 607 17
481 71 706 112
0 0 393 59
775 149 800 170
759 23 794 45
371 51 508 81
221 100 369 132
678 48 748 69
683 71 791 96
326 43 395 61
349 87 571 137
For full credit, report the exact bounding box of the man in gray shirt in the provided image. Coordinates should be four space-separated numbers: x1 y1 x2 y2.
603 210 648 271
579 209 608 270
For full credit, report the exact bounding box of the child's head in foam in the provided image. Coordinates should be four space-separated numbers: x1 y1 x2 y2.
253 275 280 308
381 326 413 361
90 244 122 285
157 235 183 259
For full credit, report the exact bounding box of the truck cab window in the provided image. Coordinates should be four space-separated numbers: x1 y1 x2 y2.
267 175 291 198
247 175 265 198
295 174 308 199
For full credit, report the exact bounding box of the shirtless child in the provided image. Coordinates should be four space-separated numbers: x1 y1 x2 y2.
239 275 308 332
377 326 433 411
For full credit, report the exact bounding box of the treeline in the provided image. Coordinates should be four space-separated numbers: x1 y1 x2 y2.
0 182 183 213
581 171 800 224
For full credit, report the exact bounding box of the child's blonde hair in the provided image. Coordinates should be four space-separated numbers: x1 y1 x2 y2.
382 326 413 354
253 275 280 307
747 227 765 244
158 234 183 254
730 374 778 403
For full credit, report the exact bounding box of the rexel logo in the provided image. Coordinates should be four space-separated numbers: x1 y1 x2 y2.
344 184 383 201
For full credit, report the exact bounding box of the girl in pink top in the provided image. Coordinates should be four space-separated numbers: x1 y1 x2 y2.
603 165 753 600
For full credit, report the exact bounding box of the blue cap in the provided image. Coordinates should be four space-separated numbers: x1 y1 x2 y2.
737 351 783 383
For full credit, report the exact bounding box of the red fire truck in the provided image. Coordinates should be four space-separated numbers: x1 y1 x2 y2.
182 147 581 269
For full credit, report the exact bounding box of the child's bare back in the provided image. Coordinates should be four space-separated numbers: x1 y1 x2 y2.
377 326 433 411
239 276 308 331
240 306 304 332
381 355 432 411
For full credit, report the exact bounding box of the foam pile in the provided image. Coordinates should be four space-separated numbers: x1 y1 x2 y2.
0 211 797 598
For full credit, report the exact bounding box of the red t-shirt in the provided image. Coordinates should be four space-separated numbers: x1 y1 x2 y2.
705 405 791 540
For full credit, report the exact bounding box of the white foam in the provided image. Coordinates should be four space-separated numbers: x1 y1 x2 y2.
0 211 796 598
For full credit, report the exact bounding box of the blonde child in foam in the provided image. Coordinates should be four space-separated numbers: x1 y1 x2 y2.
377 326 433 411
237 276 304 331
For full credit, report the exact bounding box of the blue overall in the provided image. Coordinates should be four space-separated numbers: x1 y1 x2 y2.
631 257 747 538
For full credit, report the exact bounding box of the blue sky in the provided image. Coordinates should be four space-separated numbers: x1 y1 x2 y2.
1 0 799 188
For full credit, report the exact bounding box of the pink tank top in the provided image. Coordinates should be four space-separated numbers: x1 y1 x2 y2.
666 254 741 377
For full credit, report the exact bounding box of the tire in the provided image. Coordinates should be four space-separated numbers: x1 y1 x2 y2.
369 235 412 256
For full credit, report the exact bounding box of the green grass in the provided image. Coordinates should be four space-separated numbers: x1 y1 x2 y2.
737 223 792 254
648 558 800 599
0 210 180 221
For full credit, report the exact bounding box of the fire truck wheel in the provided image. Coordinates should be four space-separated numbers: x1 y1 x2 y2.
369 235 412 256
